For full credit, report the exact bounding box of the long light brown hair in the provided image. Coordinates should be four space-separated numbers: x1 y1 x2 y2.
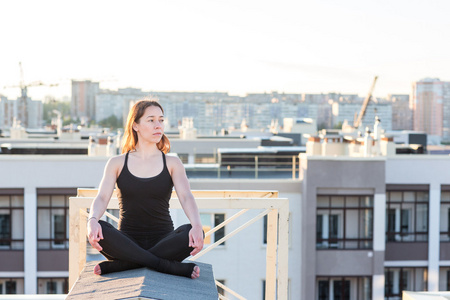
121 100 170 154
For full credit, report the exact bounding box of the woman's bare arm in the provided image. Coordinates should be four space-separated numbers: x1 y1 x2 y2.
87 156 121 251
169 156 204 256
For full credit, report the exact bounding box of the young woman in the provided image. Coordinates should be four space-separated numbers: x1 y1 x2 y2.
87 100 204 279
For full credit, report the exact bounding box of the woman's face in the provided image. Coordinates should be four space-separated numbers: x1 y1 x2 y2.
133 105 165 143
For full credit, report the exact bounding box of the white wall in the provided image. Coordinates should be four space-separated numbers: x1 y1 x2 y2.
1 156 301 298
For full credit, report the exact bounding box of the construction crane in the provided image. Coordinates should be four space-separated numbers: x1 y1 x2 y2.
3 62 58 127
353 76 378 129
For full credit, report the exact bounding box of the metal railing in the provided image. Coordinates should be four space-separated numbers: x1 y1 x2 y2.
69 189 289 300
184 154 300 179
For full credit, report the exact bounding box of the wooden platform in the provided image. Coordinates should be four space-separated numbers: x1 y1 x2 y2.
66 261 218 300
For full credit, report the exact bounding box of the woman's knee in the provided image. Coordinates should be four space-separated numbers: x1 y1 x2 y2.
175 224 205 241
98 220 114 230
176 224 192 233
98 220 119 240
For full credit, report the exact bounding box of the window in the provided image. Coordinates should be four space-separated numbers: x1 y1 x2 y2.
438 268 450 291
0 190 24 250
37 278 68 294
440 191 450 241
37 189 76 250
262 279 291 300
200 213 225 246
385 267 427 299
47 282 56 294
316 195 373 249
0 215 10 246
386 190 428 242
448 270 450 291
316 277 371 300
0 278 24 294
262 280 265 300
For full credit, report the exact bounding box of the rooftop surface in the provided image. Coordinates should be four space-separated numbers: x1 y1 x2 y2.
66 261 218 300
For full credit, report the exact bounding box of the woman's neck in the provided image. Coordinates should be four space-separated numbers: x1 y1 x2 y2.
134 142 160 158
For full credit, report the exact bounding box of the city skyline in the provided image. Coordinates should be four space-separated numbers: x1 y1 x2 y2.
1 0 450 100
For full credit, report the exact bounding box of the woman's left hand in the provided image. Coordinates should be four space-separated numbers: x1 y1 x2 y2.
189 225 204 256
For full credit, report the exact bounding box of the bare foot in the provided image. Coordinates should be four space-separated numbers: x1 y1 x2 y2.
93 264 101 275
191 266 200 279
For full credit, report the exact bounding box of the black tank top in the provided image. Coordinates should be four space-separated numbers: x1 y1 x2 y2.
116 151 174 235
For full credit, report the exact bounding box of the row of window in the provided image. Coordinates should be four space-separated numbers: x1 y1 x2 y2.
0 278 68 294
316 267 450 300
316 190 450 250
0 270 440 299
0 191 72 250
0 277 228 296
0 189 275 250
2 188 450 252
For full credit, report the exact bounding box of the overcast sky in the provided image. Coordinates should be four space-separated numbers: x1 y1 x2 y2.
1 0 449 100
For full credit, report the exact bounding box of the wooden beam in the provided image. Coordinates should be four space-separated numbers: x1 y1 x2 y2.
277 199 290 300
265 208 278 300
76 188 278 199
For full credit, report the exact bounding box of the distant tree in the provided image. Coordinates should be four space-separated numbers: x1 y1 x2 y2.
62 117 77 126
43 100 71 125
317 122 328 131
333 122 343 129
98 115 123 130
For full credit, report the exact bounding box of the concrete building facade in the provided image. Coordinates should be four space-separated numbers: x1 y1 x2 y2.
0 97 42 129
95 88 148 124
300 153 450 300
411 78 450 141
71 80 100 122
388 94 412 131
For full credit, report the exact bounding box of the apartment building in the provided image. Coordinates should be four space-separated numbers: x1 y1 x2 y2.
0 96 42 129
71 80 100 122
388 94 412 131
95 88 148 124
300 135 450 300
0 96 14 129
412 78 450 141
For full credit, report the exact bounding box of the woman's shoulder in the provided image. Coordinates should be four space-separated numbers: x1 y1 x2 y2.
104 153 127 178
165 154 184 172
106 153 127 169
165 154 182 164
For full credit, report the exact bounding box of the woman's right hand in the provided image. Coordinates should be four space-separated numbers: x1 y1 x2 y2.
87 219 104 251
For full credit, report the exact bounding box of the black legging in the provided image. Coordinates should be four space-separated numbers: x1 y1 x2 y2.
97 221 197 278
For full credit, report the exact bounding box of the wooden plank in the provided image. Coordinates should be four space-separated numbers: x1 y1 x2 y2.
70 197 288 210
277 199 290 300
78 209 88 285
68 201 80 289
76 188 278 199
205 209 249 237
191 209 271 261
265 208 278 300
215 280 245 300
